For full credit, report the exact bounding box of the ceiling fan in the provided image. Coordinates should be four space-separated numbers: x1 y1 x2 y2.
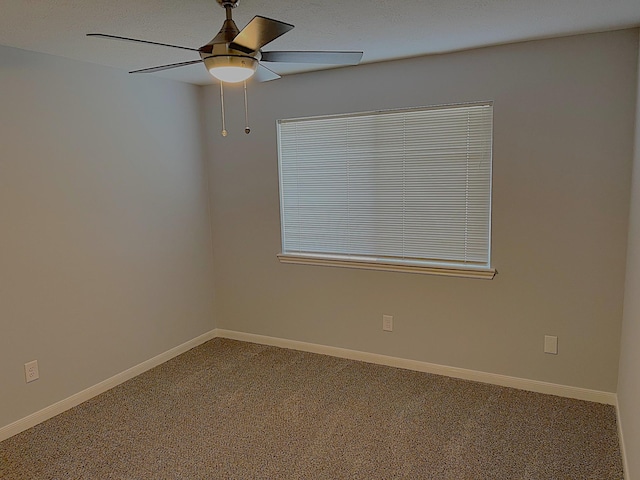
87 0 363 84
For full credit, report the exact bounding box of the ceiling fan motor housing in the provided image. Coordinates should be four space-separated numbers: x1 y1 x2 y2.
199 14 261 63
200 12 259 82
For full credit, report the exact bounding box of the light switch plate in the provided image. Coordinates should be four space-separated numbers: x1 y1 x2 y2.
382 315 393 332
544 335 558 355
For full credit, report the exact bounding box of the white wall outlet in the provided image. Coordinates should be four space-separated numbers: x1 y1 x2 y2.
24 360 39 383
382 315 393 332
544 335 558 355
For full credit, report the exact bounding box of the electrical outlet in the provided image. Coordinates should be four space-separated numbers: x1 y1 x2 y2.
382 315 393 332
544 335 558 355
24 360 39 383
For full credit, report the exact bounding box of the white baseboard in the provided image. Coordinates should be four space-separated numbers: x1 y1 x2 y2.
616 398 629 479
215 329 617 406
1 327 618 444
0 329 217 442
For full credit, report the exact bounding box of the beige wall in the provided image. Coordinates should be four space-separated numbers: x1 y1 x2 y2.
0 45 215 428
204 29 638 393
618 34 640 480
2 27 637 440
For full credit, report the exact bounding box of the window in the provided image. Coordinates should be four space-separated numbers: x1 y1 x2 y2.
276 102 495 279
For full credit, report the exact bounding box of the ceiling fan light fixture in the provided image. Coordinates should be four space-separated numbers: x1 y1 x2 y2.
204 55 257 83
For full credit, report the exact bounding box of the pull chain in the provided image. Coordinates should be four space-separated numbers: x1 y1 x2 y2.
220 82 227 137
243 80 251 134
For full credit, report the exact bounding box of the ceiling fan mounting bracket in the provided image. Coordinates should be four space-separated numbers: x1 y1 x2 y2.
216 0 239 8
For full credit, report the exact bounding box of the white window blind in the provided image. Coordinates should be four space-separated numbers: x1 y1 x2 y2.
277 102 493 275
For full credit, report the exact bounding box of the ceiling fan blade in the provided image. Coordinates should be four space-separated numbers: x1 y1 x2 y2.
254 63 281 82
229 16 294 53
87 33 200 52
130 60 203 74
260 50 363 65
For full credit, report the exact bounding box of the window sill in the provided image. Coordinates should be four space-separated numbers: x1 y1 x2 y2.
277 254 496 280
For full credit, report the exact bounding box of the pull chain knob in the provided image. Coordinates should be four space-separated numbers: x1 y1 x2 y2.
244 80 251 134
220 82 227 137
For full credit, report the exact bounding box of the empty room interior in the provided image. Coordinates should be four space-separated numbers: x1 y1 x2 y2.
1 0 640 478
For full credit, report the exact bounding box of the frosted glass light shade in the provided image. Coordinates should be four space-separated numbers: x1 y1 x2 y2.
204 56 257 83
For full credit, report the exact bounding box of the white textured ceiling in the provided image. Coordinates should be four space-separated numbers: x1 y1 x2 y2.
1 0 640 85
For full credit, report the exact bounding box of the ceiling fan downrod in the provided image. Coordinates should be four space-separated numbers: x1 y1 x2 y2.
217 0 239 19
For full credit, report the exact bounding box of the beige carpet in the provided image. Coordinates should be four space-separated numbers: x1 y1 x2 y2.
0 338 623 479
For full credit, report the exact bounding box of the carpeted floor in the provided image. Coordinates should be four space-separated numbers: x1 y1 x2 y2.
0 338 624 479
